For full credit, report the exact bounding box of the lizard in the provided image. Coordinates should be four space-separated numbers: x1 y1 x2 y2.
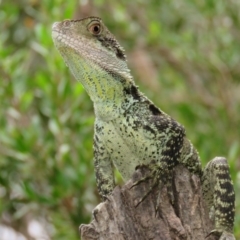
52 16 235 240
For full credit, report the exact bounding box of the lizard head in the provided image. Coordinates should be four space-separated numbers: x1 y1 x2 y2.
52 17 133 107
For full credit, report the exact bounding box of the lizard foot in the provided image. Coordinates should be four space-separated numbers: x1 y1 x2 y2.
130 163 167 211
206 229 235 240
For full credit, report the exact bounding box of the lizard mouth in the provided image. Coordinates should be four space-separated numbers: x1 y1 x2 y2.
52 30 60 40
52 22 60 34
52 22 60 29
52 22 62 41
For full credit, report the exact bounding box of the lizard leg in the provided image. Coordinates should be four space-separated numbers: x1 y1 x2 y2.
202 157 235 240
93 133 115 199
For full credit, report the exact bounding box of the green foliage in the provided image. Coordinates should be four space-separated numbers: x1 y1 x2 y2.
0 0 239 239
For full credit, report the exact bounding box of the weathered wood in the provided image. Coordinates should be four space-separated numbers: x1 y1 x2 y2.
80 165 217 240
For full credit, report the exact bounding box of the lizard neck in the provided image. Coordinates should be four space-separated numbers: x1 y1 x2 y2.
94 82 141 121
52 19 143 121
62 48 138 121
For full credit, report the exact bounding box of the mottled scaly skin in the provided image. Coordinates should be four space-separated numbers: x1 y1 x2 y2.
52 17 235 239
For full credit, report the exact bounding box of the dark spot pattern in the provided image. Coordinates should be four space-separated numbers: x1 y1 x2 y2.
149 104 161 115
97 36 126 60
123 85 141 100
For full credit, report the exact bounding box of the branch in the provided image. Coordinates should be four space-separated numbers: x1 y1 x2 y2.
80 165 218 240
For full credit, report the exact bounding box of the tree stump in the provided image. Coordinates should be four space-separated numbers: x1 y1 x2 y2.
80 165 217 240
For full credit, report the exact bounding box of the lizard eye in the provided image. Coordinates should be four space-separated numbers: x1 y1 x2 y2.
88 23 101 35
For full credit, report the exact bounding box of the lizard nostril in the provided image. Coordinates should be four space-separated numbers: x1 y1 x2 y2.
52 22 60 30
63 20 71 27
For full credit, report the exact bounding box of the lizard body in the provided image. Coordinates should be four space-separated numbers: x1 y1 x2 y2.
52 17 235 239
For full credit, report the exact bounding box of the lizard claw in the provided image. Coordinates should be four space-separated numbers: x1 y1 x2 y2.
132 179 159 208
130 163 166 214
130 175 152 189
102 194 111 202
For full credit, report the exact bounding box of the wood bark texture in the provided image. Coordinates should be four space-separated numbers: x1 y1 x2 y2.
80 165 218 240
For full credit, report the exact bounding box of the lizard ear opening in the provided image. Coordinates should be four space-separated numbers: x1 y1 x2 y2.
88 21 102 35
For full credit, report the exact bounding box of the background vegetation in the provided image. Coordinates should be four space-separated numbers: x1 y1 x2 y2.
0 0 239 239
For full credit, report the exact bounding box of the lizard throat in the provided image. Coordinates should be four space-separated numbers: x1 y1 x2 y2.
52 30 135 120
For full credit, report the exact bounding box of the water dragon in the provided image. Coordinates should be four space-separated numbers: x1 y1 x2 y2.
52 17 235 240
